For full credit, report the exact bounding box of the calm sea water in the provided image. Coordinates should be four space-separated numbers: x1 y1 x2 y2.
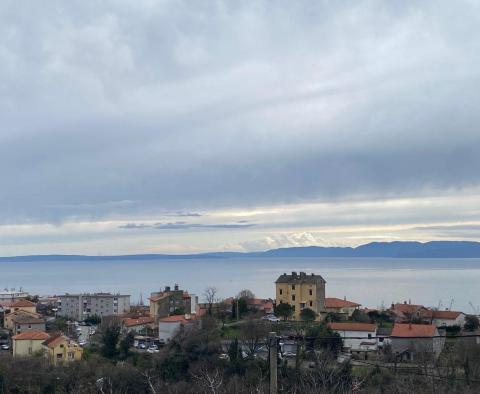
1 257 479 312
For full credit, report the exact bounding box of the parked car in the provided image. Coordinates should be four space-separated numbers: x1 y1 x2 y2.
219 353 229 360
267 315 280 322
1 344 9 350
138 343 146 349
147 345 159 353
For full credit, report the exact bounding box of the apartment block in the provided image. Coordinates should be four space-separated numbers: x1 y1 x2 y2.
57 293 130 321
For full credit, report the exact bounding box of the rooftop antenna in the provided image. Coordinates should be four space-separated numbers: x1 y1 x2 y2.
139 292 144 306
448 299 454 311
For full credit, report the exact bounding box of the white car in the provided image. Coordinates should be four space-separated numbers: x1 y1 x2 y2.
267 316 280 322
147 346 159 353
1 344 9 350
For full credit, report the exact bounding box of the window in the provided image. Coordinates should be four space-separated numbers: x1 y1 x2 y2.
292 285 296 290
279 289 283 295
309 289 313 296
309 301 313 307
292 295 296 301
57 354 63 359
68 352 75 359
300 303 305 309
28 325 31 329
368 334 372 339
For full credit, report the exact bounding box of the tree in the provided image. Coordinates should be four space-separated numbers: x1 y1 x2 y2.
275 303 294 321
204 287 218 316
237 289 255 300
216 300 231 327
240 319 270 358
351 309 370 323
300 308 317 322
464 315 480 331
119 331 135 359
101 325 120 359
231 298 248 320
306 323 342 355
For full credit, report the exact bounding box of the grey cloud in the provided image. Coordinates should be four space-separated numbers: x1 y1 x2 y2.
119 222 255 230
1 1 480 225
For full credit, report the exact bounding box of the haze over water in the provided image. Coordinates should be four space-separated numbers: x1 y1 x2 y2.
2 257 479 313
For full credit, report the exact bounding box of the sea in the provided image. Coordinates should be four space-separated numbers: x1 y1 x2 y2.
1 257 479 312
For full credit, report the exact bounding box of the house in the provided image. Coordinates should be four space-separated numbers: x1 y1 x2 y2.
0 289 29 303
149 285 197 323
376 327 392 349
390 323 445 361
9 300 37 314
57 293 130 321
428 310 466 328
328 322 378 356
275 272 326 321
43 335 83 365
158 314 197 344
122 317 154 334
390 302 430 322
325 297 361 318
12 331 50 357
10 313 46 335
247 298 274 315
4 311 43 331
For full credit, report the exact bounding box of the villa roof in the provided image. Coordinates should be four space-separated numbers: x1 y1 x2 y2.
123 317 154 327
11 314 45 324
391 323 437 338
43 335 67 348
325 298 361 308
431 310 464 320
11 300 36 308
12 331 50 341
391 303 426 314
328 322 377 332
275 272 326 284
159 315 196 324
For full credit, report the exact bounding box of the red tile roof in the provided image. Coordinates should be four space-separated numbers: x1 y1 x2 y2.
11 300 36 308
325 298 361 308
12 331 50 341
159 315 196 324
392 303 425 314
328 322 377 332
391 323 437 338
431 310 463 320
123 317 154 327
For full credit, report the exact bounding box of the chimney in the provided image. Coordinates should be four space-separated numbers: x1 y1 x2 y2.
165 286 171 292
344 296 346 301
292 271 297 277
174 284 179 291
404 301 407 305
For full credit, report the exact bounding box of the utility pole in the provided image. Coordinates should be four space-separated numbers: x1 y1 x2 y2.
269 332 278 394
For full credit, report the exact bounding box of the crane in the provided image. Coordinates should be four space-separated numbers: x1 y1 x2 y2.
448 299 454 311
468 301 480 315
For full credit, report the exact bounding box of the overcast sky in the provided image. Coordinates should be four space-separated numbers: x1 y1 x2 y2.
1 0 480 255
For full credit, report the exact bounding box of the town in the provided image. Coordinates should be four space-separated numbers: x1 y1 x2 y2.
1 271 479 393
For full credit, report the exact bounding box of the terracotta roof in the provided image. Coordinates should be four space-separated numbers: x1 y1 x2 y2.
391 323 437 338
392 303 425 314
159 315 196 324
328 322 377 332
325 298 361 308
123 317 154 327
11 300 36 308
11 314 45 324
431 310 463 320
12 331 50 341
149 293 169 302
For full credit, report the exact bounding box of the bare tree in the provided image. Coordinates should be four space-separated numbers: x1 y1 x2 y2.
204 287 218 316
191 367 223 394
237 289 255 300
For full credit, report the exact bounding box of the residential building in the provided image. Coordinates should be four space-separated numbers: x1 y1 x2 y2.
43 335 83 365
122 317 154 334
325 297 361 318
12 331 50 357
149 285 197 323
158 314 197 344
247 298 274 314
0 289 29 303
11 314 46 335
428 310 466 328
328 322 378 356
275 272 326 321
57 293 130 321
390 323 445 361
390 302 430 322
4 311 43 331
9 300 37 314
376 327 392 349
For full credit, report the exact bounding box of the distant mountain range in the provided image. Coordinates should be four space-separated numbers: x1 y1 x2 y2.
2 241 480 261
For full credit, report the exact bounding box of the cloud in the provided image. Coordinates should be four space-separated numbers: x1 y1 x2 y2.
119 221 255 230
0 1 480 227
239 232 329 252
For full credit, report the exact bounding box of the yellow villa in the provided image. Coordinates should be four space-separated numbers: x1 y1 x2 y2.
43 335 83 365
275 271 326 321
12 331 50 357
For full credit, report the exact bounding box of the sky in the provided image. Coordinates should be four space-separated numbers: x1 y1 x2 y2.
1 0 480 256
